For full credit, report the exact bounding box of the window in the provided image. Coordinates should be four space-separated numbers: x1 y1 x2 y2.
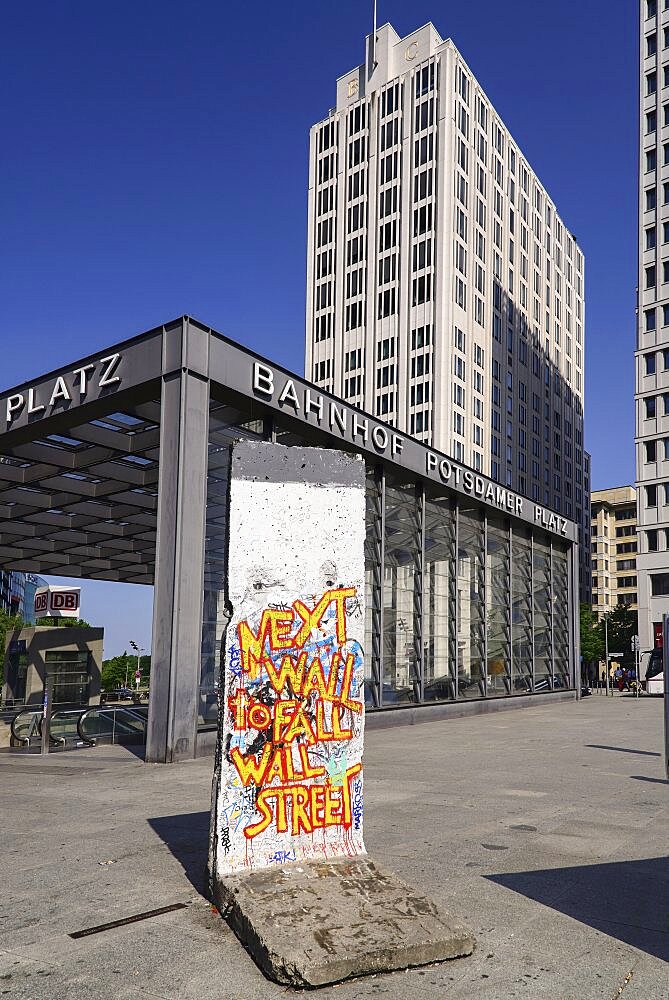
648 530 659 551
647 484 658 507
646 352 657 374
377 337 395 362
651 573 669 596
647 187 657 210
648 71 658 95
648 33 657 56
646 439 657 462
648 110 657 134
647 227 657 249
345 348 362 372
646 396 657 417
646 308 657 331
646 265 657 288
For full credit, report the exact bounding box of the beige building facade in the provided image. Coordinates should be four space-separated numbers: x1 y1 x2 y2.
590 487 638 616
2 626 103 708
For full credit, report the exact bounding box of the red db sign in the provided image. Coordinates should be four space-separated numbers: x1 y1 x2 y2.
34 586 81 618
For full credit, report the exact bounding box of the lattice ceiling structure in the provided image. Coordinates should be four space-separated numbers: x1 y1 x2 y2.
0 402 161 584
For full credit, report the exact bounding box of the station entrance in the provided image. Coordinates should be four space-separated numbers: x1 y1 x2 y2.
0 317 581 762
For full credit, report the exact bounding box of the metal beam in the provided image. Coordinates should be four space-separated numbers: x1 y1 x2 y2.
146 361 210 764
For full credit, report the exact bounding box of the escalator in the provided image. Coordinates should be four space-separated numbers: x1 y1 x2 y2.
9 705 148 750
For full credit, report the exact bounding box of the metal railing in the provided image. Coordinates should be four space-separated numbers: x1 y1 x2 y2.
77 705 148 745
10 704 148 749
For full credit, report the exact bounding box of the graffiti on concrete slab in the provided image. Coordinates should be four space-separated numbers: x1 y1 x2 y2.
209 442 366 880
217 585 364 870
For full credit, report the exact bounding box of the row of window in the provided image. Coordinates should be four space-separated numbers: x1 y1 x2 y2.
645 26 669 58
643 436 669 461
642 393 669 416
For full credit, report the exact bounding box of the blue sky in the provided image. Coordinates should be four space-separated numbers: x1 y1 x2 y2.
1 1 637 653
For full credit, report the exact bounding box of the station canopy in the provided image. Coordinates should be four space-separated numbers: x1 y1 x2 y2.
0 316 579 588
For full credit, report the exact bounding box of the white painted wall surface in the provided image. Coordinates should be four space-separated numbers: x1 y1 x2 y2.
210 442 366 879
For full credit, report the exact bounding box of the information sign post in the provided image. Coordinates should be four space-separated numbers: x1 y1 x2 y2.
41 674 53 756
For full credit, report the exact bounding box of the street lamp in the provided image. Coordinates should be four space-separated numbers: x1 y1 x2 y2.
128 640 145 690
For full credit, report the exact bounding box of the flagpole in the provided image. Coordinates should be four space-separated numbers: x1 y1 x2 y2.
371 0 378 70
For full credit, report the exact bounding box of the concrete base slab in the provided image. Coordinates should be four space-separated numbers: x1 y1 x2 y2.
213 855 475 987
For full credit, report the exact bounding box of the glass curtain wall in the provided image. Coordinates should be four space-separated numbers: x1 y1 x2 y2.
533 539 553 691
457 505 486 699
486 517 511 698
511 529 534 693
423 493 456 701
198 431 574 713
365 468 382 708
382 478 420 704
363 473 574 707
552 546 570 687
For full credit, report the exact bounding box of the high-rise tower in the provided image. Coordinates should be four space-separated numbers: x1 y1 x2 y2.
636 0 669 652
305 22 590 598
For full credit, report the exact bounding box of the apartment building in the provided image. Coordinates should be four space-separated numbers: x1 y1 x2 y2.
591 486 638 616
305 21 590 600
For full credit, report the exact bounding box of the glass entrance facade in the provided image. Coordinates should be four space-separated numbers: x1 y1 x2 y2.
198 403 576 721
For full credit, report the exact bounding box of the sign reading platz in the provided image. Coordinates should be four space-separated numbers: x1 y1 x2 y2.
34 586 81 619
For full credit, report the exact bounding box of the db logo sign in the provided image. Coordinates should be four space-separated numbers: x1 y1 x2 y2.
34 591 49 614
51 592 78 611
34 587 81 617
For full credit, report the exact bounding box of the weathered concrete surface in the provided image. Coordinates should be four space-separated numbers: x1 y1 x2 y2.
0 696 667 999
215 855 475 986
210 442 366 879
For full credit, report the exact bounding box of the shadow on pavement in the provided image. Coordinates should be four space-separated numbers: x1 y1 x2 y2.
148 811 210 895
585 744 661 758
487 857 669 962
630 775 669 785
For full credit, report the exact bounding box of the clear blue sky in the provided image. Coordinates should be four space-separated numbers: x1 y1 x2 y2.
1 1 637 653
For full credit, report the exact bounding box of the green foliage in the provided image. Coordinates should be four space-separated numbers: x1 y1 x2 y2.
579 603 639 669
35 617 91 628
101 651 151 692
603 604 639 665
579 604 604 663
0 609 25 688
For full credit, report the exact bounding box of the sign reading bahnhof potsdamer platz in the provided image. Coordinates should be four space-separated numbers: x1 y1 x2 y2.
0 318 580 762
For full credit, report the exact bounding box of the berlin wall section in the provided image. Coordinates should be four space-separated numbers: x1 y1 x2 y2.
209 441 366 879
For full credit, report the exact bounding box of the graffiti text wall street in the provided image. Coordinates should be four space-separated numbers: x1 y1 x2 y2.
209 441 366 879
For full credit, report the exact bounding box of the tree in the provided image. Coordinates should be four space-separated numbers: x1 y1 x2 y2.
604 603 638 667
0 610 25 689
579 604 604 664
101 651 151 692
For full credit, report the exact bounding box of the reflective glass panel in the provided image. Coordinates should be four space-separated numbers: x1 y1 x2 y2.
511 529 533 693
457 505 485 698
552 546 570 688
365 468 382 708
533 537 552 690
382 478 420 705
423 493 456 701
486 518 511 697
